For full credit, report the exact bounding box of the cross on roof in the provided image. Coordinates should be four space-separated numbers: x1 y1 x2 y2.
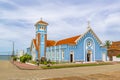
87 21 91 29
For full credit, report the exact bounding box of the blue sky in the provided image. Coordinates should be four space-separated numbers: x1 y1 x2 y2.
0 0 120 55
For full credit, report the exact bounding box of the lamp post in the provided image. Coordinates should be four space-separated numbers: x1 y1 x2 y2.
12 41 15 57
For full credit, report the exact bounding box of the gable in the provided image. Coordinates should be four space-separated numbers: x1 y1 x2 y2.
30 39 38 51
76 27 102 45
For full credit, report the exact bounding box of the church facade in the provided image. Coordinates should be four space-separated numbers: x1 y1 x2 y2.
30 19 107 62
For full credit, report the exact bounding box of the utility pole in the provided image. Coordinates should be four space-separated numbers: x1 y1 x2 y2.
12 41 15 57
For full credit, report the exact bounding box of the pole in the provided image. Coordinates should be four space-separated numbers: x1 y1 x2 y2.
12 41 15 57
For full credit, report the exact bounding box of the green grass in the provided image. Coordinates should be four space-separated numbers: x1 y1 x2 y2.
41 62 112 69
29 60 36 64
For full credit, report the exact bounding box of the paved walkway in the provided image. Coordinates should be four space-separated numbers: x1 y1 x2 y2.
12 61 39 70
1 60 120 80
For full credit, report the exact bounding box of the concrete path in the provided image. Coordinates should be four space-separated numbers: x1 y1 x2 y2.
0 60 120 80
12 61 39 70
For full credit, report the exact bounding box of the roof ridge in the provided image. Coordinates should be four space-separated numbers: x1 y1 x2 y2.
47 40 56 41
57 35 81 41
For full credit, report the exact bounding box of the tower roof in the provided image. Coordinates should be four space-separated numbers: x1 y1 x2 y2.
35 19 48 26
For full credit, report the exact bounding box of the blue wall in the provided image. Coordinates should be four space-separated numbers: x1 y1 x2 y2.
46 30 107 62
36 24 47 58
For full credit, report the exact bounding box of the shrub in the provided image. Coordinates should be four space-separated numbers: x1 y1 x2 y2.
43 61 47 65
13 56 18 61
20 54 32 63
41 57 47 62
51 62 56 65
47 59 51 64
40 57 47 64
20 56 26 63
117 54 120 58
24 54 32 61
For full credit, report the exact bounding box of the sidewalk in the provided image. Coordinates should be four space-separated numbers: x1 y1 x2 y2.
12 61 40 70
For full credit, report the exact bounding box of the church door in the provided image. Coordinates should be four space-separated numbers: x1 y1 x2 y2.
87 53 91 62
70 54 73 62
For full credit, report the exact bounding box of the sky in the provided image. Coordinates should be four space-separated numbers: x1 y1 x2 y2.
0 0 120 55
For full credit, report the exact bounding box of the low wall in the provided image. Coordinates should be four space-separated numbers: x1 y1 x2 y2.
113 56 120 61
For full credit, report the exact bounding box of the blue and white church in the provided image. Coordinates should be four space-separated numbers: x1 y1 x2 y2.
30 19 107 62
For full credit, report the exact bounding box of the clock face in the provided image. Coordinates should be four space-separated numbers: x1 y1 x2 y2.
87 41 92 47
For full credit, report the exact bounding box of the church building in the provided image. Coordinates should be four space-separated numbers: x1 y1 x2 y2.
30 19 107 62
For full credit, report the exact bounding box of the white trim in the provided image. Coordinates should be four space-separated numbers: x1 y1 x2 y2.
84 37 95 62
75 34 83 43
75 27 102 45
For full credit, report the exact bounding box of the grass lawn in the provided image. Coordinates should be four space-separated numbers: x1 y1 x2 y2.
41 62 113 69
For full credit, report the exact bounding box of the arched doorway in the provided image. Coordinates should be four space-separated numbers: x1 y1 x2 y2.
84 37 94 62
70 54 73 62
70 51 74 62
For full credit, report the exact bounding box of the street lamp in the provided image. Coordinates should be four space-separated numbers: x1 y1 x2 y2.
11 41 15 57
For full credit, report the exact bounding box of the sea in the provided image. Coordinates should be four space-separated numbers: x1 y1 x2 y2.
0 55 11 60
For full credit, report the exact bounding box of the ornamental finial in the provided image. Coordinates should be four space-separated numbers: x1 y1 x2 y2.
87 21 90 29
40 17 42 21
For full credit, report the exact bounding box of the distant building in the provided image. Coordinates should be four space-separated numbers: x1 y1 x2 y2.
30 19 107 62
27 47 30 54
108 41 120 61
17 50 24 57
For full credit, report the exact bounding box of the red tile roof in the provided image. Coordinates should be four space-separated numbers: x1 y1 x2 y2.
32 35 81 49
108 41 120 50
33 39 38 50
46 35 81 47
56 35 81 46
35 20 48 26
47 40 56 47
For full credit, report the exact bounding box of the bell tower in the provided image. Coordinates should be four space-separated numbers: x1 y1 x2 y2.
35 19 48 60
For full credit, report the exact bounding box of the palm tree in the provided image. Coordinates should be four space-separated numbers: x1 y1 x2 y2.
104 40 111 49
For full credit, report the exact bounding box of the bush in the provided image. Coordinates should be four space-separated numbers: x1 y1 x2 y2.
20 56 26 63
43 61 47 65
47 59 51 64
13 56 18 61
20 54 32 63
40 57 47 64
117 54 120 58
24 54 32 61
40 58 56 65
51 62 56 65
41 57 47 63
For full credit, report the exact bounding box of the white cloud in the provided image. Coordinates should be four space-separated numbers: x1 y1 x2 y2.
0 0 120 54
